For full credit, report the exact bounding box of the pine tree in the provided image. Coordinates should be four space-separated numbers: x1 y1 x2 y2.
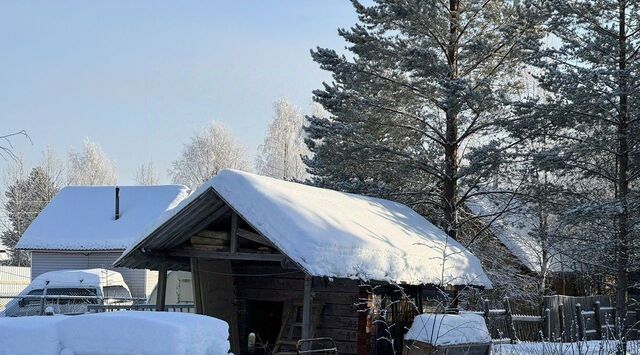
305 0 539 240
2 165 59 265
521 0 640 328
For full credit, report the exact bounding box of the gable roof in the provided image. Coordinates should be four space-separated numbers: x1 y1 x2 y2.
117 170 491 288
16 185 189 251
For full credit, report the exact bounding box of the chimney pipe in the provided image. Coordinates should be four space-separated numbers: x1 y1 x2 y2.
115 186 120 220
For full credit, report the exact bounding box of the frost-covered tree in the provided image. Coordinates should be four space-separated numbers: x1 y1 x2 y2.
1 159 59 265
518 0 640 321
135 161 160 185
67 139 117 185
256 99 309 181
305 0 539 242
169 123 250 188
0 131 29 161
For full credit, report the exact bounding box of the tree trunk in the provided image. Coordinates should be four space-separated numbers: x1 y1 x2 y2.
442 0 460 241
615 1 629 349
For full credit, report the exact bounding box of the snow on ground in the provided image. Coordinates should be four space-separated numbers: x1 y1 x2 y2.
493 340 640 354
404 313 491 346
0 312 229 355
120 169 491 287
17 185 189 251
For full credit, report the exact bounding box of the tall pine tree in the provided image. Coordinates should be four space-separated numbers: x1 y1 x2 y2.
305 0 540 240
520 0 640 327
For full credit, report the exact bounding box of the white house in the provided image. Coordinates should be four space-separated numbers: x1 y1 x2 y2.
15 185 189 299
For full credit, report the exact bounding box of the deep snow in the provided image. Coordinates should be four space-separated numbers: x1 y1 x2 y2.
404 313 491 346
0 311 229 355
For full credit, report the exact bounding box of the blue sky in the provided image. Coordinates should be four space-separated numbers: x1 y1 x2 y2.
0 1 358 184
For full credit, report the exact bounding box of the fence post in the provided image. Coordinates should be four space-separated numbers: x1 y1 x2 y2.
594 301 602 340
504 297 517 343
39 287 48 316
544 308 552 341
612 307 618 338
558 303 566 342
635 305 640 340
576 303 585 341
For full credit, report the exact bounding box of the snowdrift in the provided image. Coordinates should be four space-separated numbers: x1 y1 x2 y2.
0 312 229 355
404 313 491 346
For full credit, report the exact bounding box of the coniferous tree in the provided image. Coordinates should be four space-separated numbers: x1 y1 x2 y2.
517 0 640 324
2 165 59 265
305 0 540 241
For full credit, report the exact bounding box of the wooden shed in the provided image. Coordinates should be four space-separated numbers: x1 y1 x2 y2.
115 170 491 354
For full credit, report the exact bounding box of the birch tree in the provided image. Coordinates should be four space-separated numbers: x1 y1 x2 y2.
135 161 160 185
169 122 250 188
305 0 539 241
256 99 308 181
67 139 117 185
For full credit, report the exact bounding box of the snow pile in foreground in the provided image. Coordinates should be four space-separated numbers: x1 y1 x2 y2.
404 313 490 346
493 340 640 354
0 312 229 355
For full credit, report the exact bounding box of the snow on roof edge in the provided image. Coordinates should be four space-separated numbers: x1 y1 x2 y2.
118 170 492 288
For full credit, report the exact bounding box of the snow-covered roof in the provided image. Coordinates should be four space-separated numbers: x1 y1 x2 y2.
405 313 491 346
119 170 491 288
466 194 567 273
16 185 189 251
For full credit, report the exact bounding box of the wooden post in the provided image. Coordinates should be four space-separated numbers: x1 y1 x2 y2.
230 212 238 254
633 305 640 340
612 307 618 337
190 257 203 314
576 303 585 341
302 275 313 341
544 308 552 341
504 297 517 343
594 301 602 340
156 264 168 312
558 303 566 342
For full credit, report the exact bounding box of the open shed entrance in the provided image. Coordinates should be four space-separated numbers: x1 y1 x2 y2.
246 300 284 354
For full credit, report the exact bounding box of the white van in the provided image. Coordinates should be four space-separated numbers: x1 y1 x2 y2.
1 269 132 317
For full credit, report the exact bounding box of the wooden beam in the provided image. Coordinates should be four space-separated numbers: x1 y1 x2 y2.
169 248 285 262
190 257 203 314
301 275 313 341
230 212 238 254
236 228 274 247
157 202 229 249
156 264 168 312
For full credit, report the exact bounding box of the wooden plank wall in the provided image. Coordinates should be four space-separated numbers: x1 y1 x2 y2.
231 262 361 354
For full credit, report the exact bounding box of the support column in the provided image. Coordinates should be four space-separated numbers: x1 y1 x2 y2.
156 264 168 312
190 257 203 314
302 275 313 340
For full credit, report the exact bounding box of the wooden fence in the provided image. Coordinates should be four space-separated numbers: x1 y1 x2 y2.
473 296 640 343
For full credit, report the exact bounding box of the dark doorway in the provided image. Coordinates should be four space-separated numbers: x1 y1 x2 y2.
246 300 284 354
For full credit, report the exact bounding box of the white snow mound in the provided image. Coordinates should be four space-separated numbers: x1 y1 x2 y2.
0 312 229 355
404 313 491 346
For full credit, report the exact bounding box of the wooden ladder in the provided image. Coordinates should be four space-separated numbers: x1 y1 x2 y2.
272 302 323 355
